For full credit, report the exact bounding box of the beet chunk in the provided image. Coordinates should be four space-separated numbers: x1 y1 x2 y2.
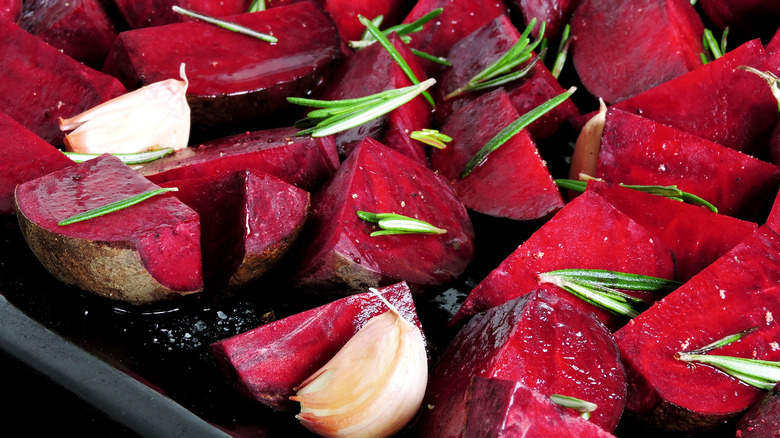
0 18 126 145
136 127 339 192
430 88 565 221
0 0 21 22
103 2 342 133
0 112 75 215
700 0 780 41
570 0 703 104
15 154 203 305
419 289 626 436
736 383 780 438
112 0 250 29
596 108 780 222
209 282 424 411
452 190 675 331
294 137 475 294
506 0 579 41
614 225 780 432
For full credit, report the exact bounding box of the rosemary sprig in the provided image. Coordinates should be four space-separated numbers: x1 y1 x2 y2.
550 24 572 79
288 78 435 137
247 0 265 12
172 6 277 44
700 27 728 64
357 14 434 106
410 129 452 149
549 394 598 420
58 188 178 226
738 66 780 113
410 48 451 66
555 178 718 213
356 211 446 236
63 148 174 165
461 86 575 178
676 328 780 391
349 8 443 49
445 19 546 100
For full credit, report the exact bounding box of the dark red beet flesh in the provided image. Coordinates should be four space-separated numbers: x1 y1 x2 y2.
615 225 780 432
507 0 580 41
209 281 424 411
736 383 780 438
0 0 21 22
700 0 780 40
294 137 475 294
419 289 626 437
112 0 250 29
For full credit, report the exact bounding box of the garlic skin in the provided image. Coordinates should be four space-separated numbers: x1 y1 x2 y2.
290 300 428 438
60 63 190 154
569 97 607 181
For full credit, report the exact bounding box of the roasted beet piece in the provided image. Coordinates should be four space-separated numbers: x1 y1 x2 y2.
451 190 675 330
103 2 342 133
316 33 431 164
615 225 780 432
736 383 780 438
209 282 423 410
160 170 310 291
0 112 75 215
19 0 119 68
419 289 626 436
112 0 250 29
294 137 475 294
1 0 21 22
596 108 780 221
430 88 565 221
464 377 617 438
0 18 126 145
15 154 203 305
433 14 579 139
700 0 780 40
586 180 757 282
136 127 339 192
507 0 579 41
570 0 703 104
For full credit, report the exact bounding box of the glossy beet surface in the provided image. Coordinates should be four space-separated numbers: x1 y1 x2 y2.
508 0 579 41
615 226 780 432
209 282 423 411
736 384 780 438
112 0 250 29
420 289 626 437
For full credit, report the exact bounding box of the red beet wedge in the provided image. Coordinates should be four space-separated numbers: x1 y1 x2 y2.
112 0 250 29
736 383 780 438
419 288 626 436
294 137 475 294
1 0 21 22
615 225 780 432
15 154 203 305
507 0 579 41
209 281 424 410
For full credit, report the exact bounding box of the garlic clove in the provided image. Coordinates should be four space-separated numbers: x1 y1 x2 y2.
569 97 607 181
290 291 428 438
60 63 190 154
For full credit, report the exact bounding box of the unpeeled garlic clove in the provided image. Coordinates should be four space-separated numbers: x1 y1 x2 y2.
569 97 607 181
60 63 191 154
290 291 428 438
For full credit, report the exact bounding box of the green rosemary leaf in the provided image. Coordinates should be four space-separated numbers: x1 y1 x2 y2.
63 148 174 165
58 187 178 226
357 210 446 236
542 269 682 292
542 275 640 318
676 352 780 391
551 24 572 79
247 0 265 12
410 48 451 66
172 6 277 43
460 53 542 94
349 8 443 49
461 86 575 178
682 327 760 355
703 28 723 61
550 394 598 420
553 179 587 192
410 129 452 149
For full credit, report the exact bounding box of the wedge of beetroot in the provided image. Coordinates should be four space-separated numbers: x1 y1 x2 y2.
586 179 758 282
614 225 780 432
418 288 626 436
0 111 75 215
507 0 579 41
596 107 780 221
294 137 475 294
433 14 579 139
112 0 249 29
0 17 126 145
15 154 203 305
700 0 780 40
570 0 703 104
160 170 310 291
451 190 675 330
209 281 424 410
736 383 780 437
464 377 617 438
136 126 339 192
316 32 431 164
103 2 342 133
430 88 565 221
19 0 119 68
1 0 21 22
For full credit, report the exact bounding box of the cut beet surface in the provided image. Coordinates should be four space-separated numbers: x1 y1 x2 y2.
112 0 250 29
418 288 626 437
1 0 22 22
452 190 676 331
430 88 565 221
507 0 579 41
570 0 704 104
615 225 780 432
294 137 475 295
0 111 75 215
209 281 424 411
699 0 780 40
14 154 203 305
316 32 431 164
136 126 340 193
160 170 310 292
596 107 780 222
586 179 758 282
103 2 343 133
464 377 617 438
0 18 126 145
736 383 780 438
